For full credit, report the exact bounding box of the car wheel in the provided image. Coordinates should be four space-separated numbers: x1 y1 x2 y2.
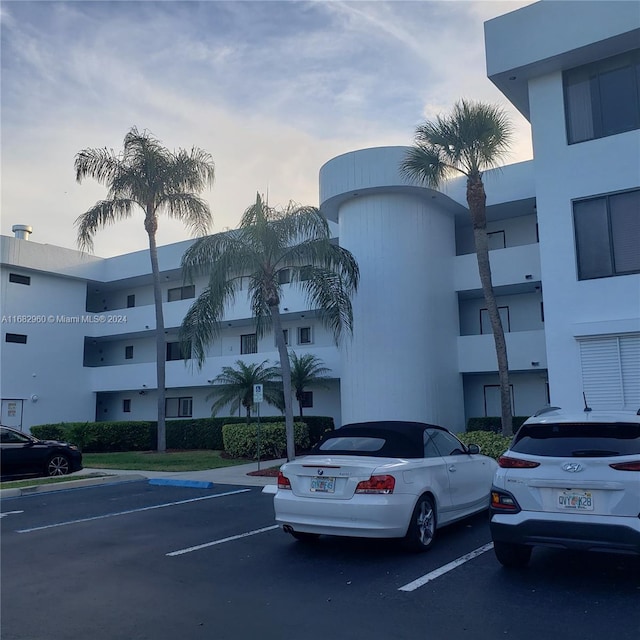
404 494 437 552
46 454 71 477
493 540 532 568
289 530 321 543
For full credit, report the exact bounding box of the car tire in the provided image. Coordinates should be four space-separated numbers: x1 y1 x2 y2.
46 454 71 477
289 530 321 543
493 540 532 568
404 494 437 552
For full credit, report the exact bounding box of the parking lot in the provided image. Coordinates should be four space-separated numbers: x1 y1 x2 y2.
2 479 639 640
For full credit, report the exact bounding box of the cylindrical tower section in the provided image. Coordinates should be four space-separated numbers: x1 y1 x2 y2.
320 147 466 429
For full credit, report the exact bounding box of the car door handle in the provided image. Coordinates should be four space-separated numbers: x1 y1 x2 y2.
448 466 456 472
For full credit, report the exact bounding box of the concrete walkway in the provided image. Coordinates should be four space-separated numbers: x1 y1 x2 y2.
0 459 287 499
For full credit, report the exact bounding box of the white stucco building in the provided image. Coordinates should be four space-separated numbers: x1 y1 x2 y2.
2 1 639 432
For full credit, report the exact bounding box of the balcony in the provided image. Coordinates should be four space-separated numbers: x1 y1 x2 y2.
457 330 547 373
454 243 541 293
87 345 342 392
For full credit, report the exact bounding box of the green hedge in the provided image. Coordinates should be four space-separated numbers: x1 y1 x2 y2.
458 431 513 460
466 416 529 433
222 422 309 459
31 415 333 453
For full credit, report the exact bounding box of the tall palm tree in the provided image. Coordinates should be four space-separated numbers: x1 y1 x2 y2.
75 127 215 452
180 193 359 460
207 360 282 422
401 100 514 436
287 352 331 417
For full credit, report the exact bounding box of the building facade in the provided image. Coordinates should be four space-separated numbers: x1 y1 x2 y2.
2 1 638 432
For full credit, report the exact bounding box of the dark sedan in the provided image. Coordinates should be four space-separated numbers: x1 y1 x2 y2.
0 425 83 479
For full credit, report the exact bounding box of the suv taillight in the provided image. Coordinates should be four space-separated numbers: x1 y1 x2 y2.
355 475 395 494
498 456 540 469
491 489 521 512
609 461 640 471
277 471 292 489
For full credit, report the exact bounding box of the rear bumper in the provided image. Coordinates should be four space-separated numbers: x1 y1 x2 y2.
490 511 640 554
274 491 416 539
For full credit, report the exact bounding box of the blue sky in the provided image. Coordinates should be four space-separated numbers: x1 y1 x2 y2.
1 0 535 257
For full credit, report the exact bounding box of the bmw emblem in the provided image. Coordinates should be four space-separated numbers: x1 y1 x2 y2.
317 469 324 475
562 462 583 473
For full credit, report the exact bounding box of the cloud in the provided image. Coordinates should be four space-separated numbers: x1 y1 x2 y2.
1 0 535 257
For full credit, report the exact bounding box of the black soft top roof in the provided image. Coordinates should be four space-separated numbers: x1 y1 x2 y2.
311 420 447 459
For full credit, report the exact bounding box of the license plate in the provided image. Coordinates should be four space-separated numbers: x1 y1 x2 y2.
310 476 335 493
557 490 593 511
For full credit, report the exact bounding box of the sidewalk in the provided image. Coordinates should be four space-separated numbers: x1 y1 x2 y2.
78 458 286 487
1 459 287 499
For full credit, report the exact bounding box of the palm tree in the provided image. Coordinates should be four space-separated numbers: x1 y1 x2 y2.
207 360 282 422
180 193 359 460
75 127 215 452
400 99 514 436
287 352 331 417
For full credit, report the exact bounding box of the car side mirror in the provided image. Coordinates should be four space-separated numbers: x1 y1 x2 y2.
466 444 480 455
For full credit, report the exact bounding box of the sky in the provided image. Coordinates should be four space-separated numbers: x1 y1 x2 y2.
1 0 536 258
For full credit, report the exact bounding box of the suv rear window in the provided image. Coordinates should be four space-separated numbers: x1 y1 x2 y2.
511 423 640 457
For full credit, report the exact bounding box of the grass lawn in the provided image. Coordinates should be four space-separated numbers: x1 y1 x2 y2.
82 450 250 472
0 451 280 490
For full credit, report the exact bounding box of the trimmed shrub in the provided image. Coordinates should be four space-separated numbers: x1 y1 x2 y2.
458 430 512 460
30 415 332 453
466 416 528 433
222 422 309 459
299 416 335 447
31 423 74 442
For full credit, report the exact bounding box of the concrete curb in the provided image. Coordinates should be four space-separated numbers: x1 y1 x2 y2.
0 474 147 499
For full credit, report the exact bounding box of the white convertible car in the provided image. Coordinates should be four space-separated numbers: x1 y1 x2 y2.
273 421 497 551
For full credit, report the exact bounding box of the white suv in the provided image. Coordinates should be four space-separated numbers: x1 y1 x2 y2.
490 407 640 567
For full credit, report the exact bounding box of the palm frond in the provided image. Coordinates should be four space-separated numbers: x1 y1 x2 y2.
75 199 135 252
162 193 213 236
179 285 230 366
74 148 122 186
403 100 513 185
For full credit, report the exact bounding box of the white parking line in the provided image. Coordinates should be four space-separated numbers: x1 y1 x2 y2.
167 525 280 556
398 542 494 592
16 489 251 533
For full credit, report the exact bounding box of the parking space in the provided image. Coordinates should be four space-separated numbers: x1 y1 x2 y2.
2 481 639 640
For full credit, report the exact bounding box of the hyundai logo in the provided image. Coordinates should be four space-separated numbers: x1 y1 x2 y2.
562 462 583 473
317 469 324 476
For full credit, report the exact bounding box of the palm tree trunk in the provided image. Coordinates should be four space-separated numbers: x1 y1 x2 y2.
271 305 295 460
467 176 513 436
146 222 167 452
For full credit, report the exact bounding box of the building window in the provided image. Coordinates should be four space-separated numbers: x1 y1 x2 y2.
579 334 639 409
487 231 506 250
5 333 27 344
297 326 312 345
300 391 313 408
278 269 290 284
480 307 510 334
299 266 313 282
123 399 131 413
166 397 193 418
127 294 135 308
241 333 258 354
564 50 640 144
9 273 31 285
125 345 134 360
574 189 640 280
167 285 195 302
166 341 191 361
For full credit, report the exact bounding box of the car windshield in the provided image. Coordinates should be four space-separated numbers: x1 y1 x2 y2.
511 422 640 457
311 423 428 458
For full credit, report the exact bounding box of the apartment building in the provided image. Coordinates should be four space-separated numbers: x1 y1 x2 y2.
1 0 638 432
